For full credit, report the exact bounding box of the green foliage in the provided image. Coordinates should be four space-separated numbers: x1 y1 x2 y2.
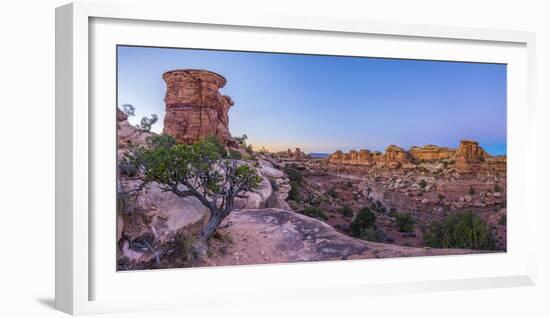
137 113 158 132
202 135 227 157
288 181 301 202
360 228 387 242
393 212 416 233
338 205 353 218
228 149 242 160
234 134 248 147
118 158 139 177
423 211 496 250
284 166 303 184
326 188 338 198
302 207 328 221
121 104 135 117
418 179 428 188
146 134 176 149
349 207 376 238
125 138 260 210
165 231 198 266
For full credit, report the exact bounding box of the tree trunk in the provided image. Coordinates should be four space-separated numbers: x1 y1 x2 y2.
199 208 226 242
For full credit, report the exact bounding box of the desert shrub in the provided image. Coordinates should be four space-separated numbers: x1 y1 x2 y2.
121 103 135 117
393 212 415 233
302 207 327 221
146 133 176 149
338 205 354 218
284 166 303 184
438 193 445 201
469 186 475 195
494 184 502 193
246 144 254 155
233 134 248 147
202 135 226 157
288 181 301 202
137 113 158 132
418 179 428 188
422 211 496 250
349 207 377 238
373 200 386 213
118 158 138 177
125 138 260 243
360 228 387 242
228 149 242 160
499 214 507 225
165 231 198 266
326 188 338 198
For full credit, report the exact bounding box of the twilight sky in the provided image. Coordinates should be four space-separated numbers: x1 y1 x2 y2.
117 45 507 155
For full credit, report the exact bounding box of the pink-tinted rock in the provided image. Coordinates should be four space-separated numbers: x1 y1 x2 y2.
162 69 235 145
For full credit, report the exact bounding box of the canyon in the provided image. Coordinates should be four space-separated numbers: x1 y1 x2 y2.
116 69 506 270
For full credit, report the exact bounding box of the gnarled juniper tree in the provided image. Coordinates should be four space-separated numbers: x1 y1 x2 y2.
123 134 261 248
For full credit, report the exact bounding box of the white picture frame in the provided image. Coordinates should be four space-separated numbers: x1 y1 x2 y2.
55 1 537 315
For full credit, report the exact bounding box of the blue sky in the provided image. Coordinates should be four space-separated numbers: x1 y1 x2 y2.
117 46 506 155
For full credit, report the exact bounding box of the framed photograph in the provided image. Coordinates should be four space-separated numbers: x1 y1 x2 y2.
56 2 537 315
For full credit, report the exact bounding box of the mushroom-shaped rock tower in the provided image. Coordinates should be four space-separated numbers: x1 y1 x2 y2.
162 69 235 145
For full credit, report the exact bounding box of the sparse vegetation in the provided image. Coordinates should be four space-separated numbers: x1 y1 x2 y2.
498 214 507 225
393 212 415 233
121 103 135 117
494 184 502 193
137 113 158 132
418 179 428 188
302 207 328 221
124 135 261 246
284 166 303 183
469 186 475 196
202 135 227 157
438 193 445 201
288 181 301 202
423 211 496 250
327 188 338 198
338 205 354 218
228 149 242 160
234 134 248 147
349 207 377 238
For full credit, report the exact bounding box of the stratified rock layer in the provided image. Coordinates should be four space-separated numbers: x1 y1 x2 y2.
162 69 235 145
328 140 503 173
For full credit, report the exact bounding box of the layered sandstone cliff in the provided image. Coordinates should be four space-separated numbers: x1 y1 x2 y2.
328 140 505 173
162 69 235 145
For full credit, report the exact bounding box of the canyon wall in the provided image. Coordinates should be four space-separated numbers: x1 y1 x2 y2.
328 140 505 173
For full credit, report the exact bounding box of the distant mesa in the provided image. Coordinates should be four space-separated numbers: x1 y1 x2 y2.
276 148 307 160
162 69 235 145
328 140 505 173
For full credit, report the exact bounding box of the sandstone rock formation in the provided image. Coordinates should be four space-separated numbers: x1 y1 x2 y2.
455 140 489 172
276 148 307 160
162 69 235 145
409 145 455 162
203 208 478 266
328 140 504 173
